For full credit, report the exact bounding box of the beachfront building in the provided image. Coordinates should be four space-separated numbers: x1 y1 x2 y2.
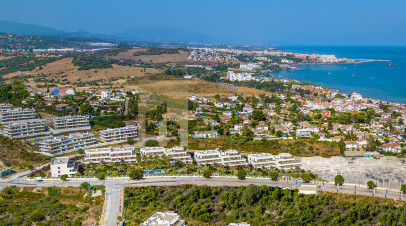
2 119 49 138
50 157 78 177
248 153 300 170
0 103 12 112
164 146 193 164
99 125 138 143
0 107 37 124
39 132 96 156
52 115 91 134
140 211 185 226
84 147 137 163
220 150 247 167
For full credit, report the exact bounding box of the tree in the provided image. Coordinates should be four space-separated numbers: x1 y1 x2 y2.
60 174 68 181
96 172 106 180
335 175 344 186
338 139 346 155
401 184 406 193
203 168 212 178
80 182 92 190
367 180 377 189
250 109 266 121
129 168 144 180
77 149 85 155
302 173 313 183
145 140 159 147
270 169 279 181
128 138 135 145
80 102 93 115
276 130 283 137
237 170 247 180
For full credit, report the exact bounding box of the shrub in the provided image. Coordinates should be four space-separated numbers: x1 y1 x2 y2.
60 174 68 181
145 140 159 147
80 182 92 190
129 168 144 180
96 172 106 180
203 169 212 178
237 170 247 180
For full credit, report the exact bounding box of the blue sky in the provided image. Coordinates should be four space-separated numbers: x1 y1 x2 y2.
1 0 405 45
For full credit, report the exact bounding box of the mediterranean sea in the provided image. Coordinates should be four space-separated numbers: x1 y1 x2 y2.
271 46 406 104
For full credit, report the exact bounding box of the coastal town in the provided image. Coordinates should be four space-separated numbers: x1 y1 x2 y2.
0 41 405 225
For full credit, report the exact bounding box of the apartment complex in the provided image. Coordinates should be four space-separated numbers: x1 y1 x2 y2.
0 107 37 124
39 132 96 156
140 146 193 164
248 153 300 170
2 119 49 139
140 147 165 157
0 103 12 112
50 157 78 177
100 125 138 143
220 150 247 167
84 147 137 163
164 146 193 164
52 115 91 134
194 149 247 167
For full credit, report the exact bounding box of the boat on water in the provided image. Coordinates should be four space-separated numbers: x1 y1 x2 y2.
328 72 332 75
389 63 396 66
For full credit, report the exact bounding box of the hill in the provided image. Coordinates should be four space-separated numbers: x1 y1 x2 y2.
0 135 50 169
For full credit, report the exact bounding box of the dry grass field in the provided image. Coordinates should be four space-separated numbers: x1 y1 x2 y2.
107 48 190 63
128 79 238 97
3 57 161 82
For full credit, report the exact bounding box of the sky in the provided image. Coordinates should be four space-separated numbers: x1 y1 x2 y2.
0 0 405 45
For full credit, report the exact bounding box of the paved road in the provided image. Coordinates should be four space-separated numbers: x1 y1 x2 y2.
0 177 404 225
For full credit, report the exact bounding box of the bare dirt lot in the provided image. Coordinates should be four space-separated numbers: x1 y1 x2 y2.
107 48 190 63
3 57 161 82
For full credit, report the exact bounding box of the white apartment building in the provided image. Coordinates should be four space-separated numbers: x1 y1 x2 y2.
84 147 137 163
2 119 49 139
248 153 277 169
240 63 261 71
296 129 312 138
227 71 253 82
141 212 185 226
0 107 37 124
164 146 193 164
248 153 300 170
220 150 247 167
50 157 78 177
274 153 301 170
194 150 222 166
194 149 247 167
52 115 91 134
140 146 193 164
0 103 12 112
100 125 138 143
39 132 97 156
140 147 166 157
